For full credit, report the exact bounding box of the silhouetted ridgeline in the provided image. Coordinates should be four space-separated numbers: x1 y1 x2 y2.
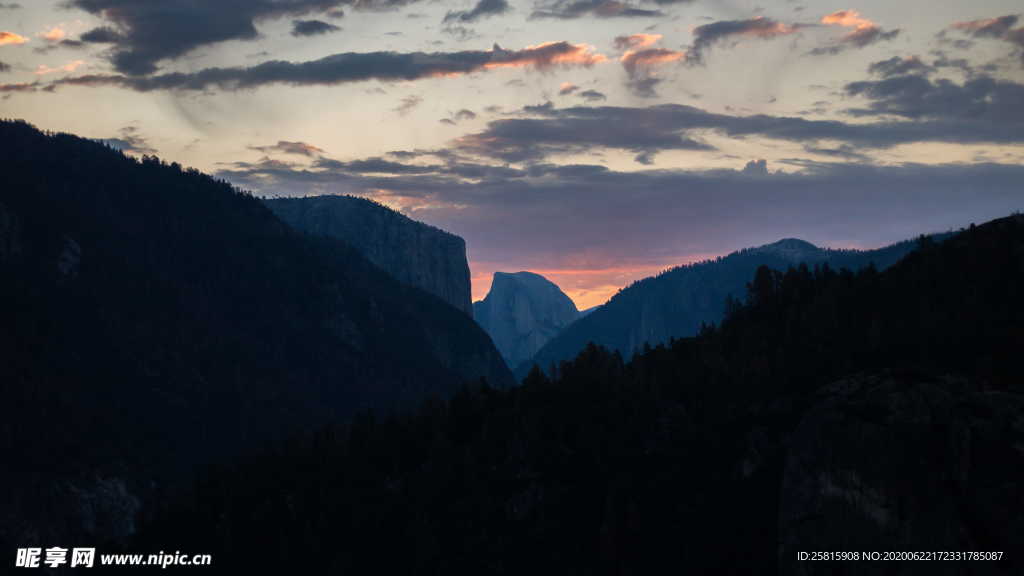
521 235 945 378
473 271 580 369
0 120 510 549
134 214 1023 574
265 195 474 316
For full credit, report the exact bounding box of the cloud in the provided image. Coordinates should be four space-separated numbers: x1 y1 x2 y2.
66 0 417 75
444 0 510 23
291 20 341 37
558 81 578 94
844 74 1024 124
79 26 121 43
578 89 606 101
0 31 28 46
34 60 85 75
393 94 422 115
441 108 477 124
947 15 1024 65
0 81 35 92
215 152 1024 303
452 99 1024 162
530 0 663 20
614 33 683 96
0 61 9 73
621 48 683 96
686 17 798 64
249 141 326 157
868 56 932 78
0 2 20 8
951 15 1019 38
613 33 661 51
97 125 156 156
47 42 606 92
811 10 900 55
40 26 66 42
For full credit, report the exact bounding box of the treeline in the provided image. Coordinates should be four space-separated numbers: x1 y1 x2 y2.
129 215 1024 574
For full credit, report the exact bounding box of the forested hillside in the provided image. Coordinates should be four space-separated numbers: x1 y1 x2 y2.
522 235 942 378
131 214 1024 575
0 120 511 549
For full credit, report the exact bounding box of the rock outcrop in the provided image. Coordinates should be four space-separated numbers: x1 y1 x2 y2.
474 271 579 369
779 373 1024 575
265 195 473 316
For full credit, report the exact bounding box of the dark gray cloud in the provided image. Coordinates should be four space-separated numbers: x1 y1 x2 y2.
951 15 1019 38
530 0 663 20
67 0 411 75
46 42 605 92
453 98 1024 162
444 0 510 23
440 108 478 124
948 15 1024 65
79 26 121 43
686 17 798 64
291 19 341 37
249 140 326 156
868 56 932 78
96 125 156 155
216 153 1024 273
844 74 1024 124
0 61 10 73
0 2 20 8
578 89 606 101
393 94 422 115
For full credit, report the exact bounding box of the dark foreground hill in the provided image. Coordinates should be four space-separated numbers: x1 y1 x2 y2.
265 195 474 316
521 236 937 378
131 215 1023 574
0 120 511 547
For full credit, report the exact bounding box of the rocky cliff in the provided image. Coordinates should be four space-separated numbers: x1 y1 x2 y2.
265 195 473 316
474 271 579 369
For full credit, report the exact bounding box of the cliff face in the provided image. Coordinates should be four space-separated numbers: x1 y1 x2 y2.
474 271 579 369
265 195 473 316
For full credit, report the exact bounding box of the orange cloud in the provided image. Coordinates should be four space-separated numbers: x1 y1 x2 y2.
821 10 875 31
558 81 578 94
35 60 85 76
621 48 684 71
483 42 607 70
614 33 662 51
41 26 66 42
0 31 29 46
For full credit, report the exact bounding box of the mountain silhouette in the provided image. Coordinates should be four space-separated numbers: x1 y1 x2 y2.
520 235 944 379
0 120 511 546
473 271 579 368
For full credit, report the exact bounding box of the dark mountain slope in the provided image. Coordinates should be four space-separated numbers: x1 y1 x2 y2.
0 120 510 546
265 195 474 316
521 235 939 378
132 214 1023 574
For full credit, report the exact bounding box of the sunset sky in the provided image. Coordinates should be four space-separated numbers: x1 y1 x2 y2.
2 0 1023 308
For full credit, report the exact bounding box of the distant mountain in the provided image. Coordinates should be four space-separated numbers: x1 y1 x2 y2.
0 120 511 546
265 195 473 316
520 236 941 378
474 271 579 369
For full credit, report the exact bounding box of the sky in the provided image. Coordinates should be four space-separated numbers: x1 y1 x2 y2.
2 0 1023 308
